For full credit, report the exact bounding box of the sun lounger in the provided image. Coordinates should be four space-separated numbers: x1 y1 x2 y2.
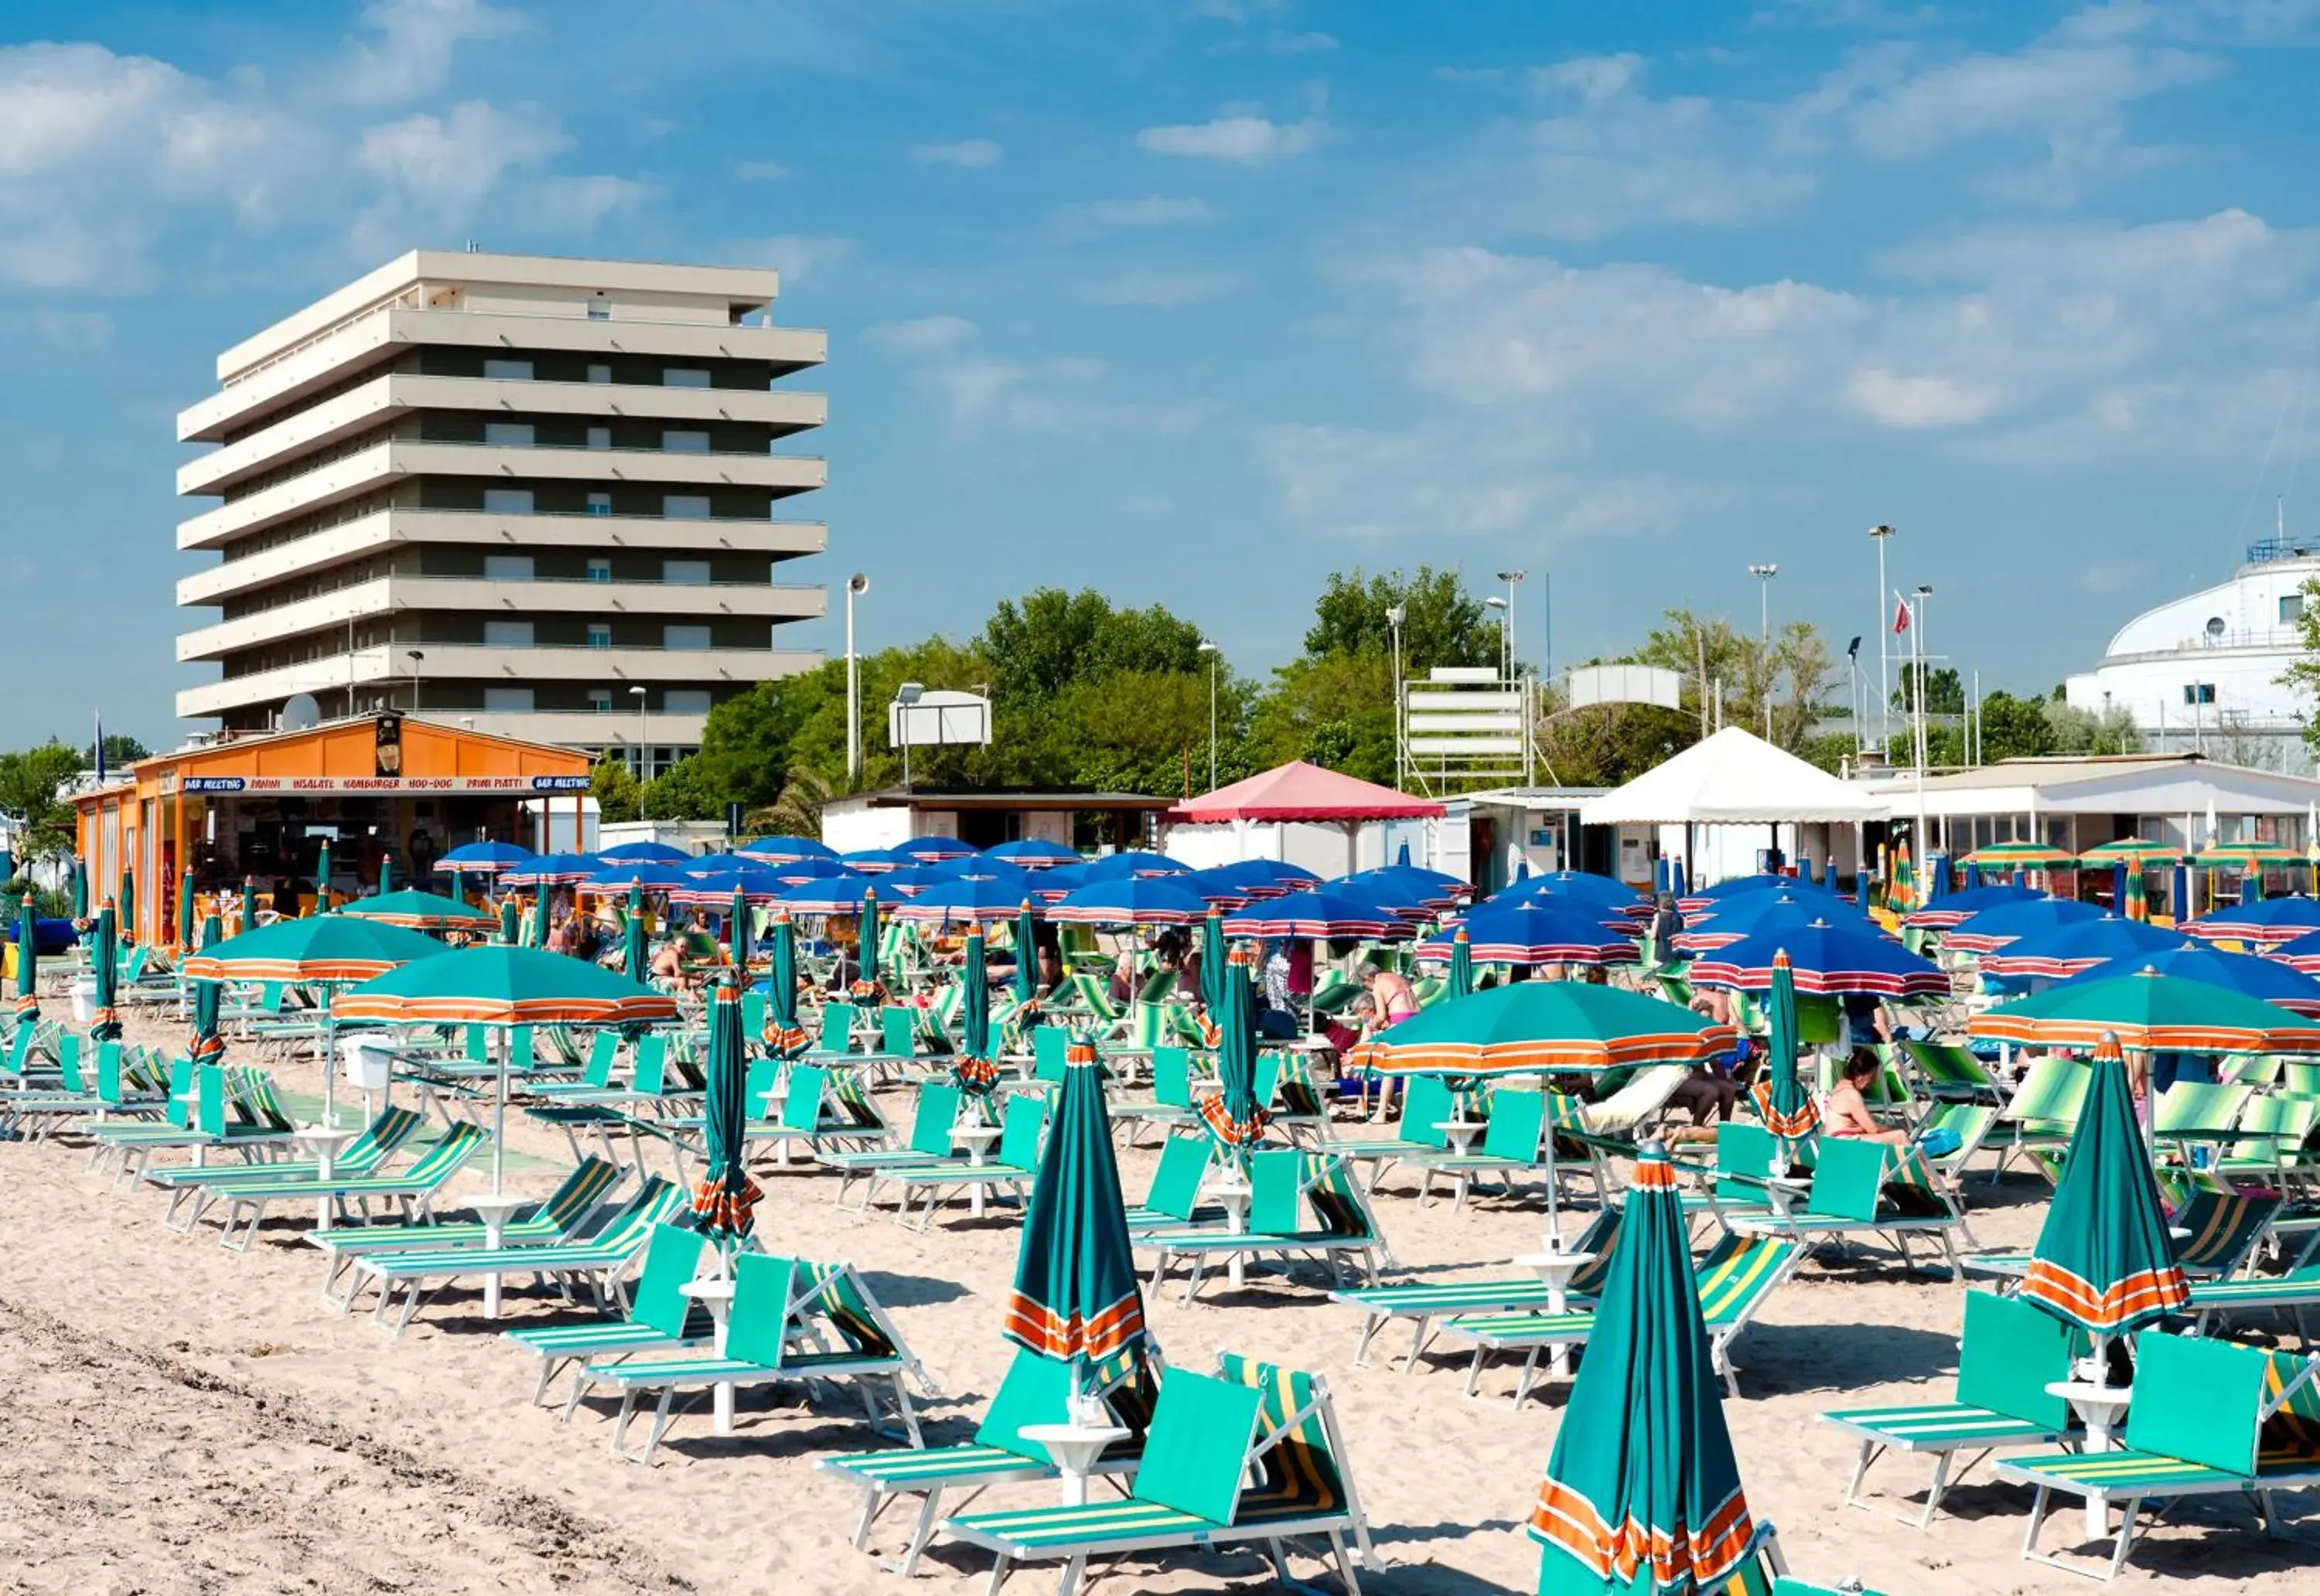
2216 1092 2320 1185
1138 1149 1390 1304
2187 1262 2320 1339
821 1345 1158 1576
1441 1231 1797 1404
1124 1132 1223 1231
1730 1138 1967 1281
308 1155 624 1300
2169 1182 2282 1279
90 1064 295 1181
1820 1288 2080 1527
751 1062 891 1158
1114 1045 1203 1143
353 1176 683 1335
501 1221 715 1403
1991 1054 2090 1181
1407 1088 1597 1212
817 1082 968 1210
1898 1038 2006 1103
1329 1206 1622 1371
571 1249 931 1462
1312 1076 1456 1189
1999 1331 2320 1580
889 1093 1046 1229
203 1121 488 1250
149 1104 425 1229
942 1353 1378 1596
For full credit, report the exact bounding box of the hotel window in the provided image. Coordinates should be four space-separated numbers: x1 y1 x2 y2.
663 559 711 585
662 494 711 519
483 488 534 514
586 622 613 649
586 426 612 451
664 368 711 389
484 421 534 447
483 554 534 581
483 359 534 381
587 297 609 320
664 624 712 651
484 619 535 647
586 492 612 516
587 558 612 581
587 363 611 384
483 687 534 712
663 429 711 453
2284 594 2306 625
588 688 613 713
664 689 711 714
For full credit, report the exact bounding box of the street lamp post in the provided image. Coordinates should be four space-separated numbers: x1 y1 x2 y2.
1870 523 1896 756
1485 596 1509 684
1496 570 1527 680
844 573 870 788
405 650 424 715
1746 564 1778 740
1386 604 1406 792
629 685 649 780
1196 642 1220 791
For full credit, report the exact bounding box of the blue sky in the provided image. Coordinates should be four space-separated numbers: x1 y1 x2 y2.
5 0 2319 750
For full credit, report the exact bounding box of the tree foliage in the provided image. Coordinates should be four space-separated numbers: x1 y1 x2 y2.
1302 567 1499 672
0 742 88 861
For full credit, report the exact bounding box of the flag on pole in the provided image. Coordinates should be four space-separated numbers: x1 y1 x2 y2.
94 712 106 784
1891 596 1911 635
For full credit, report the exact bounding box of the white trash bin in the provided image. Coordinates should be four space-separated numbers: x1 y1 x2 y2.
339 1035 391 1093
70 977 97 1025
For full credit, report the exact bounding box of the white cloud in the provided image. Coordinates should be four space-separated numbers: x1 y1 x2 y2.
873 316 1209 437
1137 114 1325 161
912 138 1004 169
867 315 977 354
1849 42 2219 157
1083 270 1233 307
1845 368 2003 428
734 159 789 182
725 234 857 288
1056 196 1223 227
360 100 565 211
337 0 527 107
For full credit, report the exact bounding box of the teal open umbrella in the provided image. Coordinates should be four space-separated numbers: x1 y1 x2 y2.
240 876 258 936
340 889 497 934
1003 1030 1149 1412
189 911 224 1068
954 926 1001 1113
1530 1144 1758 1595
1199 944 1268 1153
499 897 519 945
315 840 333 912
1448 924 1475 1000
13 891 38 1025
118 871 135 945
762 910 807 1055
88 899 121 1042
70 857 87 923
1749 948 1820 1166
623 883 648 985
688 981 760 1260
176 867 195 950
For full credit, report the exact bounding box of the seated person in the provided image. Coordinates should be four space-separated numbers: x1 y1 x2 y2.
1824 1049 1908 1146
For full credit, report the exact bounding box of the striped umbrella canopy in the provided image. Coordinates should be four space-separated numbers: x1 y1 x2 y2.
498 897 519 944
189 912 224 1069
1083 851 1192 882
1673 891 1883 954
1333 864 1469 914
1175 868 1256 911
1685 920 1947 998
735 834 838 864
1200 945 1268 1150
176 868 195 950
578 861 693 896
1446 926 1474 1000
2193 840 2305 872
1416 905 1638 970
667 868 790 908
2067 946 2320 1018
1048 876 1209 927
1500 869 1651 918
1751 950 1820 1154
1357 981 1734 1077
892 875 1028 926
759 854 850 885
340 888 498 933
894 834 976 863
769 873 888 914
70 858 87 922
315 840 332 911
1003 1031 1149 1402
622 884 648 986
2264 926 2320 975
688 982 761 1254
1222 888 1417 942
183 915 453 984
2021 1032 2189 1358
954 926 1001 1108
240 876 258 936
2182 895 2320 947
88 900 120 1042
1977 916 2190 980
339 946 677 1193
598 841 689 864
839 847 907 875
1529 1144 1757 1596
1213 857 1323 900
1901 881 2042 930
761 911 807 1055
498 852 601 886
981 838 1079 869
867 863 951 896
118 871 135 944
1963 840 2076 872
1328 875 1450 922
1675 871 1834 916
926 854 1039 886
435 841 536 875
1969 969 2320 1053
1939 896 2105 956
2079 838 2182 871
13 892 38 1025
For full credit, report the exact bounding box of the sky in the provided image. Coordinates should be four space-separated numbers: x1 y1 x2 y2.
5 0 2320 752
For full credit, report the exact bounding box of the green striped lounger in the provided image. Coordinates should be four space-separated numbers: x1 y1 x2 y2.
308 1156 623 1302
203 1122 486 1250
504 1223 711 1404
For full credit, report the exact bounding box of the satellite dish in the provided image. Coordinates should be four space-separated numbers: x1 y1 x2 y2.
2205 617 2227 643
281 694 322 732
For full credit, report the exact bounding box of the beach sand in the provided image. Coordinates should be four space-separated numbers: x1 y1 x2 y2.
3 1008 2312 1596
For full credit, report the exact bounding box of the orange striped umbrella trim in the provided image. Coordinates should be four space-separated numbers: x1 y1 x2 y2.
999 1291 1146 1366
334 993 677 1025
2021 1259 2189 1332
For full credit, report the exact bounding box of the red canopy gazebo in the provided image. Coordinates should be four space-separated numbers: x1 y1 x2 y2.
1168 761 1443 873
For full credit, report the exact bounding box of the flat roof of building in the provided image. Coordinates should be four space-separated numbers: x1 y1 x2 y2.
830 789 1177 813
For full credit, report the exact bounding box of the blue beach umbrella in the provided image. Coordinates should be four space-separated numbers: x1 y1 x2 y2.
894 834 975 863
1082 851 1192 882
982 839 1079 869
435 840 537 876
2070 945 2320 1016
1222 888 1416 942
597 841 688 864
736 834 837 864
1686 919 1948 998
1213 858 1322 899
1046 876 1209 927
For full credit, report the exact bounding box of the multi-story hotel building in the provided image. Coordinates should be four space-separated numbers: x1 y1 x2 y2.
175 251 828 776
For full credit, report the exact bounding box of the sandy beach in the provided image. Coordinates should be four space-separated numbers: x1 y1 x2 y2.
2 1005 2311 1596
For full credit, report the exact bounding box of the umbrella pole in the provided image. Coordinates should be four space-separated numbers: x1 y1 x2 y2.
321 990 338 1130
493 1025 508 1195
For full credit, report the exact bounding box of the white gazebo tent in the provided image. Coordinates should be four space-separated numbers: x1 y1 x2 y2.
1579 727 1889 888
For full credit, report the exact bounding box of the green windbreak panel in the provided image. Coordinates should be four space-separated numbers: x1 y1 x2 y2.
1403 1076 1455 1148
1481 1090 1545 1161
820 1004 857 1054
723 1253 800 1368
780 1066 827 1131
1033 1025 1068 1082
909 1084 962 1157
882 1007 916 1058
1806 1138 1888 1223
1145 1135 1211 1219
977 1347 1076 1465
1129 1369 1261 1525
1152 1046 1192 1108
1716 1123 1774 1200
1957 1288 2077 1428
997 1093 1046 1168
1247 1148 1305 1234
2124 1330 2266 1475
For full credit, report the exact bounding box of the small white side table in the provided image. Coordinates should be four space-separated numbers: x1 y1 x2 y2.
173 1090 207 1165
468 1191 531 1318
953 1122 1004 1216
1435 1120 1486 1156
290 1124 360 1232
2046 1378 2134 1542
1762 1175 1812 1219
1512 1247 1598 1374
1208 1171 1252 1289
681 1277 739 1433
1019 1420 1129 1506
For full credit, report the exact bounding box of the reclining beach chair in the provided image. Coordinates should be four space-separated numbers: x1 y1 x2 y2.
1999 1331 2320 1580
1253 1051 1328 1143
1408 1089 1596 1212
309 1155 624 1301
817 1082 967 1211
1114 1045 1203 1144
1325 1075 1456 1192
2168 1181 2282 1280
148 1104 425 1230
0 1037 145 1139
752 1062 891 1160
1125 1133 1223 1231
1441 1230 1797 1405
889 1092 1046 1229
571 1248 931 1463
355 1176 684 1335
821 1344 1158 1576
2188 1260 2320 1339
502 1220 715 1404
1138 1149 1390 1304
1731 1138 1967 1281
2151 1079 2256 1170
2215 1092 2320 1188
1820 1287 2079 1527
941 1354 1377 1596
1991 1053 2090 1182
206 1120 488 1250
1575 1062 1693 1147
1899 1038 2007 1103
90 1065 297 1183
1329 1206 1622 1372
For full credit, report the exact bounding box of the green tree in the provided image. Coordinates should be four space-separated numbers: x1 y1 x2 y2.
0 742 87 861
1977 691 2057 761
1627 609 1837 752
590 755 641 824
2280 575 2320 752
1302 567 1498 671
641 756 725 821
1893 664 1965 716
981 589 1206 708
1246 650 1397 786
99 733 148 768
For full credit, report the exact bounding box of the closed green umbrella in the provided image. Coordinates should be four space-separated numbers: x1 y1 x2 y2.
89 900 121 1042
498 897 519 945
14 891 38 1025
1749 948 1819 1167
379 855 397 895
118 870 135 945
189 911 224 1069
70 857 87 923
856 888 882 998
315 840 333 913
240 875 258 936
729 886 750 971
1199 908 1227 1016
1200 943 1268 1153
688 981 760 1260
1003 1030 1149 1415
623 883 647 985
1015 901 1040 1004
176 867 195 950
954 926 1000 1113
2021 1031 2189 1361
1448 924 1475 1001
1529 1144 1758 1595
531 883 552 946
762 909 807 1055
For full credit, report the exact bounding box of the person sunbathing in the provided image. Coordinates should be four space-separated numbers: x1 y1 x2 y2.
1824 1049 1908 1146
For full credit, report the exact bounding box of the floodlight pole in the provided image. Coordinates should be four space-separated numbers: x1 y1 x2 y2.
1871 523 1895 756
1196 642 1220 791
1386 606 1405 791
844 573 869 787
